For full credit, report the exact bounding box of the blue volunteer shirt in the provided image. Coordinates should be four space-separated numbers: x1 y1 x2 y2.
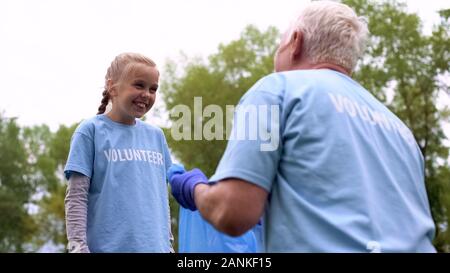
210 69 436 252
64 114 172 252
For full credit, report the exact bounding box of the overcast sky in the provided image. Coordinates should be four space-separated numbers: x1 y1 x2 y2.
0 0 449 135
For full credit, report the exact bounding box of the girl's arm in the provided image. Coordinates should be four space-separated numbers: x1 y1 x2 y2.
65 172 90 253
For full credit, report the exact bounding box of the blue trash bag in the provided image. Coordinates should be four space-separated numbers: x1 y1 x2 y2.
178 207 263 253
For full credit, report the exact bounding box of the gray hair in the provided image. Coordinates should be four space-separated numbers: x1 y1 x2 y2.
288 1 369 72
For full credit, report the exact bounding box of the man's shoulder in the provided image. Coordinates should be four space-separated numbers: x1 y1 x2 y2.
254 72 288 90
254 70 351 92
242 72 288 100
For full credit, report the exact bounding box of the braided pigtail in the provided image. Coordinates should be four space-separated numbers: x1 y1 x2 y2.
97 89 109 114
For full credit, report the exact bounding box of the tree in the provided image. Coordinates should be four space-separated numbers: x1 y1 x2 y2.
343 0 450 252
29 123 78 252
0 114 37 252
0 114 74 252
161 25 278 251
162 25 279 177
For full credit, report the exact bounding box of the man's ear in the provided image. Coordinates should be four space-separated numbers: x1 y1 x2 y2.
290 30 303 61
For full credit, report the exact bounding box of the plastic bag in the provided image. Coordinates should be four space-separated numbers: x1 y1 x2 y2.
178 207 263 253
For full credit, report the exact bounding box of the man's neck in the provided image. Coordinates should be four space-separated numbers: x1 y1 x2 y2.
292 61 351 76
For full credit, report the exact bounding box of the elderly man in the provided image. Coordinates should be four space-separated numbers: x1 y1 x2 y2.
169 1 435 252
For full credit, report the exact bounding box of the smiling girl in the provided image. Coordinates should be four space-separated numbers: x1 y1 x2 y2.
64 53 173 253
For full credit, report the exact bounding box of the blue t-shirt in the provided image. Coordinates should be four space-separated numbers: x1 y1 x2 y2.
64 114 172 252
210 69 436 252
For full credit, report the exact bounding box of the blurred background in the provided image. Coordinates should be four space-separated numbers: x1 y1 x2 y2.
0 0 449 252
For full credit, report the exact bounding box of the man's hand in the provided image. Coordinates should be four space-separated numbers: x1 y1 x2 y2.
167 164 208 211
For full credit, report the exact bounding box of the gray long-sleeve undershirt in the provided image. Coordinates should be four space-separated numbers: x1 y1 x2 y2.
65 172 90 253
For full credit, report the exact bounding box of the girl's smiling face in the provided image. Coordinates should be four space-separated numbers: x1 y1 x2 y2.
107 64 159 125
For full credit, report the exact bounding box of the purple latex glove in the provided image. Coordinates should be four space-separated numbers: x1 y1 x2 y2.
167 163 186 180
167 164 208 211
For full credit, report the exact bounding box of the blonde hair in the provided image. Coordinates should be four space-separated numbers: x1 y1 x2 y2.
288 1 368 72
97 52 157 115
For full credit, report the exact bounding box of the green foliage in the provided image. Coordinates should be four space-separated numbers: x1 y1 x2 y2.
162 26 278 250
168 192 180 252
0 119 78 252
31 181 68 252
30 123 78 252
0 114 36 252
162 25 279 177
22 125 58 193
